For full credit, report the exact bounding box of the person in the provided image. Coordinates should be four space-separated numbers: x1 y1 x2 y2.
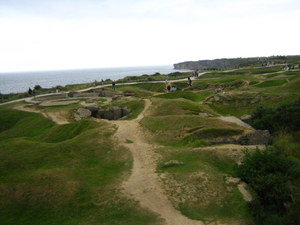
28 88 33 96
167 85 171 92
101 79 104 86
170 86 177 92
188 77 192 86
112 81 116 90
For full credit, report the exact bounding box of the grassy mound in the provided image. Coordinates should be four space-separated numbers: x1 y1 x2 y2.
141 115 243 147
0 106 161 225
255 79 287 88
191 128 244 138
155 91 206 102
157 148 250 224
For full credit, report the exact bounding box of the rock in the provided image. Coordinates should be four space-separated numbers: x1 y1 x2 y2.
213 95 220 102
225 176 241 184
240 114 252 124
95 106 131 120
163 160 184 167
122 107 131 117
250 95 260 104
123 92 134 96
199 112 213 117
75 108 91 119
111 106 122 120
85 106 99 117
237 130 271 145
86 99 96 103
112 95 122 101
198 113 210 117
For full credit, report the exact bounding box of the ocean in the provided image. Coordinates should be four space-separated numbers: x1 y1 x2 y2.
0 65 188 94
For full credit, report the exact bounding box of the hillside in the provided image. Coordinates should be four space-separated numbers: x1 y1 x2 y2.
1 65 300 225
174 55 300 70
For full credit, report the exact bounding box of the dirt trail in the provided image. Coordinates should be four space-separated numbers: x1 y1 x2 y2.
111 99 203 225
14 105 69 125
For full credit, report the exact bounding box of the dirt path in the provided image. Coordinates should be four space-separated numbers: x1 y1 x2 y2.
111 99 203 225
14 105 69 125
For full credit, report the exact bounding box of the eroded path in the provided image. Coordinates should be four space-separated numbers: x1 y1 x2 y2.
111 99 203 225
14 105 69 125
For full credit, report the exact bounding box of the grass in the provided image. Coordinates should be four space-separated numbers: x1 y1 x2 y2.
255 79 287 88
140 115 243 147
148 98 215 117
191 128 244 138
107 98 145 120
157 148 250 223
116 84 163 98
155 91 206 102
272 132 300 160
208 92 300 117
0 106 161 225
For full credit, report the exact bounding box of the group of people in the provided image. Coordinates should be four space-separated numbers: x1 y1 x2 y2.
191 70 199 77
282 64 300 71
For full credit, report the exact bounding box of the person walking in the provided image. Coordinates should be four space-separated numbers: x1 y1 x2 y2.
188 77 192 86
28 88 33 96
112 81 116 90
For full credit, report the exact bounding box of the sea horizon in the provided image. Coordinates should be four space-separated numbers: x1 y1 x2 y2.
0 65 189 94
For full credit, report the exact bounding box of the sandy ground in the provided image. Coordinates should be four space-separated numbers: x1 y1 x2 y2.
111 99 203 225
14 105 69 125
218 116 254 130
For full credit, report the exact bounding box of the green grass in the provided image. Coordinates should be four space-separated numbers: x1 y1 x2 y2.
116 83 163 98
255 79 287 88
141 115 242 147
109 98 145 120
149 98 215 117
155 91 206 102
272 132 300 160
0 106 161 225
208 92 300 117
157 148 250 223
191 128 244 138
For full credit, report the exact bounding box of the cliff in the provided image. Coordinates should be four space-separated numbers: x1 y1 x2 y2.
174 55 300 70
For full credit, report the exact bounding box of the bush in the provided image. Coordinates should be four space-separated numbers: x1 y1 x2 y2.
237 149 300 225
34 85 42 90
251 99 300 133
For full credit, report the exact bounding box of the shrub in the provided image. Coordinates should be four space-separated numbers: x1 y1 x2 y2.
34 85 42 90
250 99 300 133
237 149 300 225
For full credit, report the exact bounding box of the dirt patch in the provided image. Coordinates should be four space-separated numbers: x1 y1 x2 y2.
196 144 266 164
111 99 203 225
14 105 69 125
218 116 254 130
39 100 79 106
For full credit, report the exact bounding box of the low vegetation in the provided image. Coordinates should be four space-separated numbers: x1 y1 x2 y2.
1 62 300 224
250 99 300 133
0 106 161 225
237 150 300 225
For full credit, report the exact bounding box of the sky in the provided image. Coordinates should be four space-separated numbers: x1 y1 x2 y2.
0 0 299 72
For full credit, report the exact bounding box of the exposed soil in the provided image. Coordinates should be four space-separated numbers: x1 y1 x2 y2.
217 116 254 130
14 105 69 125
111 99 204 225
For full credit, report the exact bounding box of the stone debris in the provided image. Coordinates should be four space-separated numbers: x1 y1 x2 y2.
237 130 271 145
75 108 92 120
163 160 185 167
240 114 252 124
75 106 131 121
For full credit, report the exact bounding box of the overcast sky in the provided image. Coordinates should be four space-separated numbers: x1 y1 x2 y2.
0 0 299 72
